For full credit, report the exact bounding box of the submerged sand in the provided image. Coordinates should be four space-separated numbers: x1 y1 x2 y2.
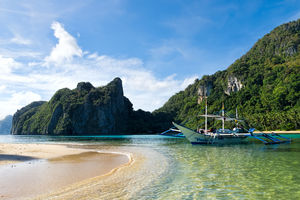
0 143 131 200
37 145 168 200
0 143 90 166
0 143 168 200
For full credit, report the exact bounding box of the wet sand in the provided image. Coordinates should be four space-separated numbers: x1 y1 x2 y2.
36 145 168 200
0 143 89 165
0 144 131 200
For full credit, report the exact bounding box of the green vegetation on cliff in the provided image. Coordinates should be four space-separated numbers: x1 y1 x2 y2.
155 19 300 131
11 78 166 135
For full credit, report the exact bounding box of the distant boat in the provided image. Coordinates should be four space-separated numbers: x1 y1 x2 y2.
173 98 252 145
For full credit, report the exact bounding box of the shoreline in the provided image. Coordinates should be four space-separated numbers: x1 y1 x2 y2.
0 143 132 200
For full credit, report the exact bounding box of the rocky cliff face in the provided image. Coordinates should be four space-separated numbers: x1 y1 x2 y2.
224 76 243 95
0 115 13 134
197 83 212 103
47 78 130 134
11 101 46 134
11 78 164 135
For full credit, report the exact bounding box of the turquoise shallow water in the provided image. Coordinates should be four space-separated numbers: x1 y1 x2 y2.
0 134 299 199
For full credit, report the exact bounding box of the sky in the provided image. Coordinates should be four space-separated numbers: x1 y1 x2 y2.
0 0 300 119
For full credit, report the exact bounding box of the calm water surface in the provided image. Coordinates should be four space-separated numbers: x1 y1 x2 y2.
0 134 299 199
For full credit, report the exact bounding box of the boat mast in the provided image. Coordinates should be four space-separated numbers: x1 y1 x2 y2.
205 95 207 133
222 103 225 131
236 108 238 128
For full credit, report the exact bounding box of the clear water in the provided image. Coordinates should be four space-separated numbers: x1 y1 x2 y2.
0 134 299 199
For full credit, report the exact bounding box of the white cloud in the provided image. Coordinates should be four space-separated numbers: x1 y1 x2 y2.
77 53 197 111
10 34 31 45
0 55 21 74
122 72 196 111
0 91 41 120
89 54 143 69
0 85 6 91
45 21 82 65
0 21 198 117
180 75 198 89
0 48 42 59
11 91 41 107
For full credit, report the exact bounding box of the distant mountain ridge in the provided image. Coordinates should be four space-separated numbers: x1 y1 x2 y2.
0 115 12 134
154 19 300 130
11 78 167 135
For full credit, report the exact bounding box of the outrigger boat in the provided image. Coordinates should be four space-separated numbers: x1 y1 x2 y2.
173 122 250 145
171 99 291 145
173 101 251 144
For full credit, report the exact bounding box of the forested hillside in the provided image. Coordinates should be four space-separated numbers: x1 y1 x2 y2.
11 78 166 135
155 19 300 131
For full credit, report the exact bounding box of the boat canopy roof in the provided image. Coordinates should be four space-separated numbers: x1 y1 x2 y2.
199 114 243 122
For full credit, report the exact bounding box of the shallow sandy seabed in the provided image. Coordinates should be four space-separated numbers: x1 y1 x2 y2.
0 143 168 200
36 145 168 200
0 143 89 165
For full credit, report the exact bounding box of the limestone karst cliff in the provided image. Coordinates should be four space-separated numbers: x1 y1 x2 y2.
11 78 167 135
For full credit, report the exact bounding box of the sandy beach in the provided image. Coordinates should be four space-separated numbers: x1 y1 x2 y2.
0 143 132 200
0 143 91 166
36 145 167 200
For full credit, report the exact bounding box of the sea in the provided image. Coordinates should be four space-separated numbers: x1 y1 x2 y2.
0 134 299 200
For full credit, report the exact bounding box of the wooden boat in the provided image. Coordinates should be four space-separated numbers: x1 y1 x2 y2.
173 98 251 144
172 122 250 144
162 94 291 145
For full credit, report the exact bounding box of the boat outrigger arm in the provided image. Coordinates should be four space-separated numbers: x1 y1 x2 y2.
249 131 291 145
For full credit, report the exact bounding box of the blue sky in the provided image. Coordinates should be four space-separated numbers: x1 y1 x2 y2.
0 0 299 119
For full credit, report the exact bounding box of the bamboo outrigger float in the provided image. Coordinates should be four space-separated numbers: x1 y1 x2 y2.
249 132 291 145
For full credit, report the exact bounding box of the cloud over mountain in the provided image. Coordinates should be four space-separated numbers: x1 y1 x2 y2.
45 21 83 65
0 21 196 119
